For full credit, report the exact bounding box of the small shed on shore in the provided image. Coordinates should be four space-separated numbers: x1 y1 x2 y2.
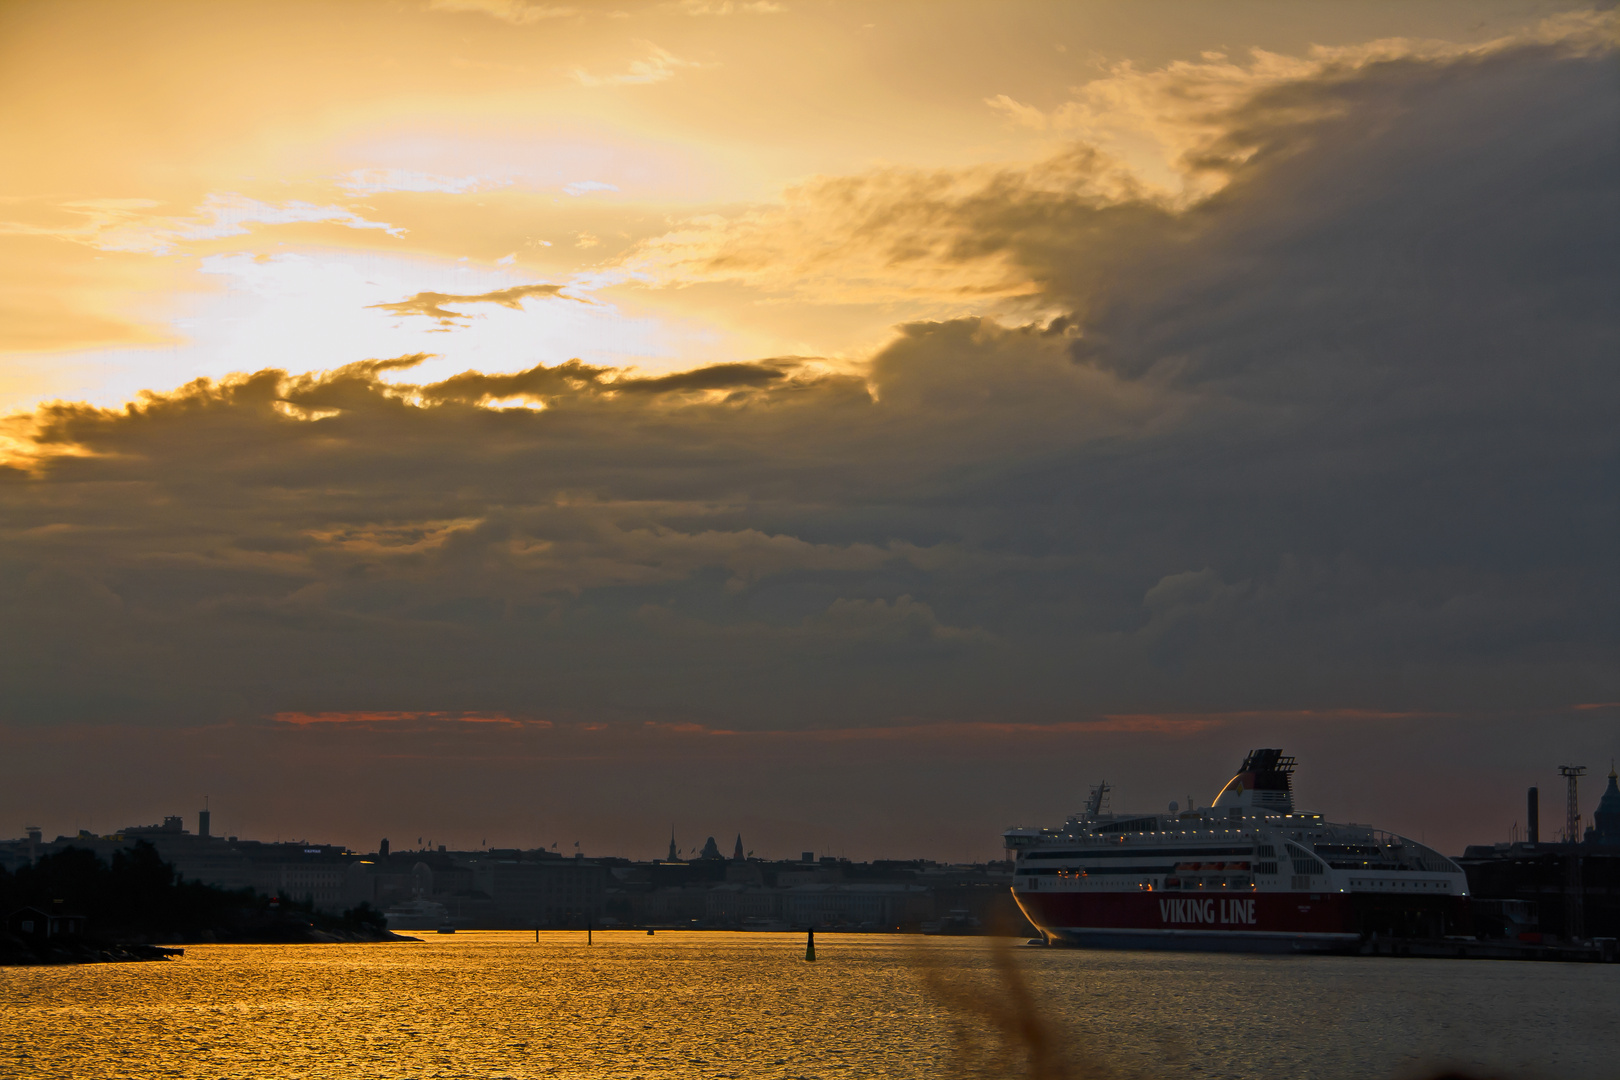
5 906 88 941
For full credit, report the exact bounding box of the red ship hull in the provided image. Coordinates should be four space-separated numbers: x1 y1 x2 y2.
1014 890 1467 953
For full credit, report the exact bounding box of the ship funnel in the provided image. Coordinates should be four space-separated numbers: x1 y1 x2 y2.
1212 749 1296 814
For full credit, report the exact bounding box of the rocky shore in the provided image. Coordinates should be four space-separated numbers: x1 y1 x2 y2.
2 923 418 966
1 937 187 966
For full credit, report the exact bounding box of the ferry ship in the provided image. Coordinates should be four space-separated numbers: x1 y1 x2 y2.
1005 749 1470 952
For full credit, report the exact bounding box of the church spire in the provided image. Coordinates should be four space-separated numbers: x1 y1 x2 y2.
733 833 744 861
668 825 678 862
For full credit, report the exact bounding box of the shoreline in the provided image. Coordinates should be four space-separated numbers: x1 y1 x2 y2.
1 926 421 966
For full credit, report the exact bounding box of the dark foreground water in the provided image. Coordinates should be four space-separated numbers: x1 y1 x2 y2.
3 932 1616 1079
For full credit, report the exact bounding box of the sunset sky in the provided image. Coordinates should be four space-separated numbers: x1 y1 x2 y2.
2 0 1615 859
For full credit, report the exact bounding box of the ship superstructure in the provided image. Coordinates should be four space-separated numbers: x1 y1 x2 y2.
1005 749 1469 952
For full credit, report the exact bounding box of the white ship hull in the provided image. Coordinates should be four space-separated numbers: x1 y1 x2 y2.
1005 749 1471 953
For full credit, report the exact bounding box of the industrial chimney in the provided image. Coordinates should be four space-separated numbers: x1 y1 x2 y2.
1527 786 1539 844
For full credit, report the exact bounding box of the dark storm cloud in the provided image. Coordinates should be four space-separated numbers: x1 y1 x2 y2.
1 40 1615 739
368 282 576 326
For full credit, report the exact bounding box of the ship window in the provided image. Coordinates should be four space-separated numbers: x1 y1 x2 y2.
1285 843 1325 876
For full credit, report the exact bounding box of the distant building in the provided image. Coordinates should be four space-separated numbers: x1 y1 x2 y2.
0 831 39 873
124 816 187 837
472 856 606 926
216 843 356 911
705 884 780 922
51 821 364 914
781 883 932 929
1589 765 1620 846
4 812 1033 933
1458 847 1620 940
641 885 710 923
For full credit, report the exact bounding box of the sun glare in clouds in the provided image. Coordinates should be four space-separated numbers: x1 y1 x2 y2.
62 248 739 408
0 115 760 408
8 2 1603 413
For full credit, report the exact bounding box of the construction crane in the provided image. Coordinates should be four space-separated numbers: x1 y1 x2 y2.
1558 765 1587 843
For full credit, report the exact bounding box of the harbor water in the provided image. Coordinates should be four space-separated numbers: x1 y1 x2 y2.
3 932 1617 1079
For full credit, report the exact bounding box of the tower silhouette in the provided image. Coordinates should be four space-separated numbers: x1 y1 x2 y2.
1560 765 1587 843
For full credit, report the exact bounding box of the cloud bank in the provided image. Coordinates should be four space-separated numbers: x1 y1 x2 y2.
1 34 1615 851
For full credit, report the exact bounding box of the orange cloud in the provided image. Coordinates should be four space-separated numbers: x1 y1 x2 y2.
366 283 577 329
638 716 1229 741
272 708 1456 742
273 710 537 728
1099 709 1452 728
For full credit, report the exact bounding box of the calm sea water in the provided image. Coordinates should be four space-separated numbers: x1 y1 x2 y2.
3 932 1617 1079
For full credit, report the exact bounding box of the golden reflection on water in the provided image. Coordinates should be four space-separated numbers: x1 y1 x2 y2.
3 932 1617 1079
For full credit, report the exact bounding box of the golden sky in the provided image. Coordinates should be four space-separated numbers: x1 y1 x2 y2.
2 1 1615 855
2 0 1596 411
